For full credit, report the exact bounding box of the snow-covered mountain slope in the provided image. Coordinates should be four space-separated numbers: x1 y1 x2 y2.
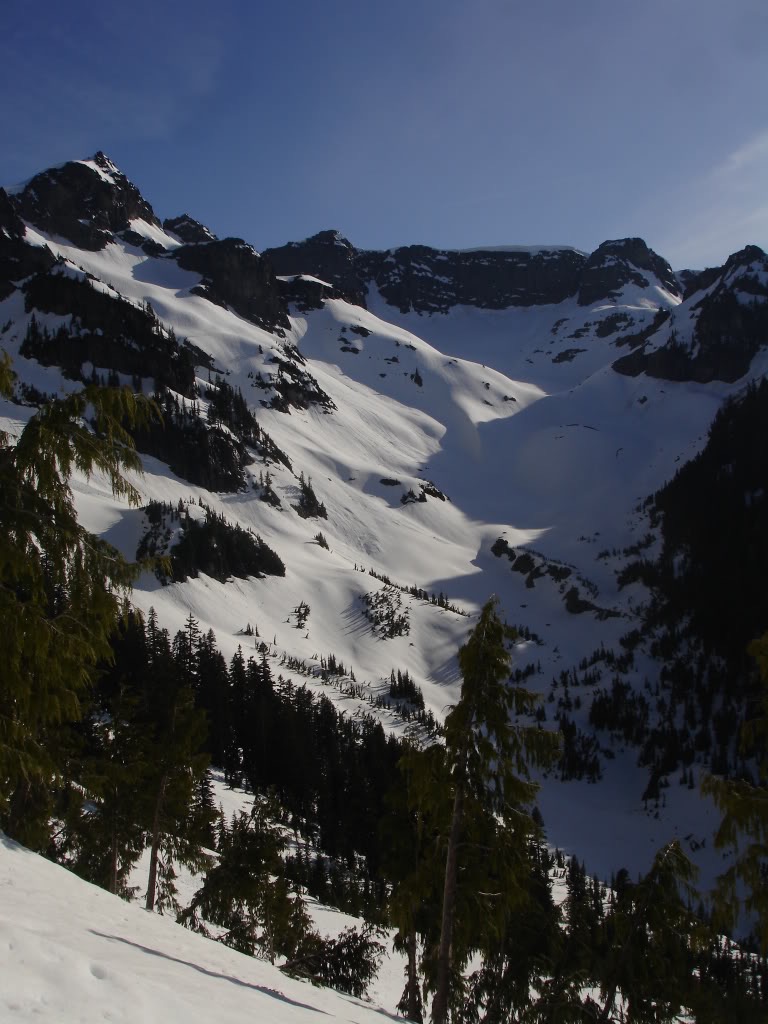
0 832 393 1024
2 154 767 894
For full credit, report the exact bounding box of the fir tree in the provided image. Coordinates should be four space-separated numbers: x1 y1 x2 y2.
142 662 211 913
593 840 701 1023
180 796 311 960
423 597 560 1024
703 631 768 952
0 356 156 845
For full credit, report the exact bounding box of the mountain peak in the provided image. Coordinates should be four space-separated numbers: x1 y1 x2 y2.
301 229 354 249
723 243 766 271
578 237 679 305
90 150 120 174
10 153 159 252
163 213 218 244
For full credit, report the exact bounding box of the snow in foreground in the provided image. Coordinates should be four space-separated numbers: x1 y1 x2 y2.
0 833 395 1024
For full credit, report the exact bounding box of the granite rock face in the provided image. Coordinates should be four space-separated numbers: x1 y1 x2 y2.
12 152 159 251
174 238 290 332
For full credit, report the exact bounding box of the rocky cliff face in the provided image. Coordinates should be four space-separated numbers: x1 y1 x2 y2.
264 233 588 312
174 238 290 333
265 231 369 307
366 244 586 313
0 189 56 299
163 214 218 244
577 237 680 306
265 233 682 314
613 245 768 383
11 152 160 251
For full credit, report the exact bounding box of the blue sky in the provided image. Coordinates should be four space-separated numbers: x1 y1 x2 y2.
2 0 766 268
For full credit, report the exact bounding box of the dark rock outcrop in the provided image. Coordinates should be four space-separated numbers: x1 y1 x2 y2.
0 188 56 297
276 273 346 311
174 238 290 332
367 245 586 313
265 232 587 313
20 269 208 395
265 231 368 306
12 152 159 251
266 232 686 315
613 245 768 383
577 238 680 306
117 228 168 257
163 214 218 244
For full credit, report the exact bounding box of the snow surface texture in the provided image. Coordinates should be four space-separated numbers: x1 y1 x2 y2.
0 208 763 900
0 832 397 1024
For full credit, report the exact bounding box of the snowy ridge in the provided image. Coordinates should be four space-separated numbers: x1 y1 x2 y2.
1 155 767 899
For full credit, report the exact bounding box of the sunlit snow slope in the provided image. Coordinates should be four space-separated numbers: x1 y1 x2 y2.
1 156 766 891
0 832 393 1024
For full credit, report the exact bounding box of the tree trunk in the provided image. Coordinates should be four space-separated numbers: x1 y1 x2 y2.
432 783 464 1024
6 778 31 844
145 774 168 911
109 787 119 895
406 921 422 1022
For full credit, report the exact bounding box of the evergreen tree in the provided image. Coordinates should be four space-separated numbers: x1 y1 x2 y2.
195 629 232 768
386 742 449 1024
0 357 155 845
281 923 385 998
423 597 560 1024
703 631 768 952
180 797 310 959
61 661 148 896
120 612 213 913
592 840 701 1023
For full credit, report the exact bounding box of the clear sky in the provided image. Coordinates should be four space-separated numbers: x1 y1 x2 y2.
2 0 766 269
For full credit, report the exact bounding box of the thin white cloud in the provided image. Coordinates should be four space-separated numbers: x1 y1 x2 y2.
716 128 768 176
643 126 768 267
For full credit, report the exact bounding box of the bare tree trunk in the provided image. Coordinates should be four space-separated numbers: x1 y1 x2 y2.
432 784 464 1024
145 774 167 911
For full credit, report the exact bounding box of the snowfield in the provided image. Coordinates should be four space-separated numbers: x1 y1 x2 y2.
0 832 397 1024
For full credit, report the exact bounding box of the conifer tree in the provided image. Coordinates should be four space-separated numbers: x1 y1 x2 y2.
386 742 450 1023
180 796 310 958
592 840 701 1023
703 631 768 952
62 664 148 896
425 597 560 1024
0 356 155 844
140 615 212 912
